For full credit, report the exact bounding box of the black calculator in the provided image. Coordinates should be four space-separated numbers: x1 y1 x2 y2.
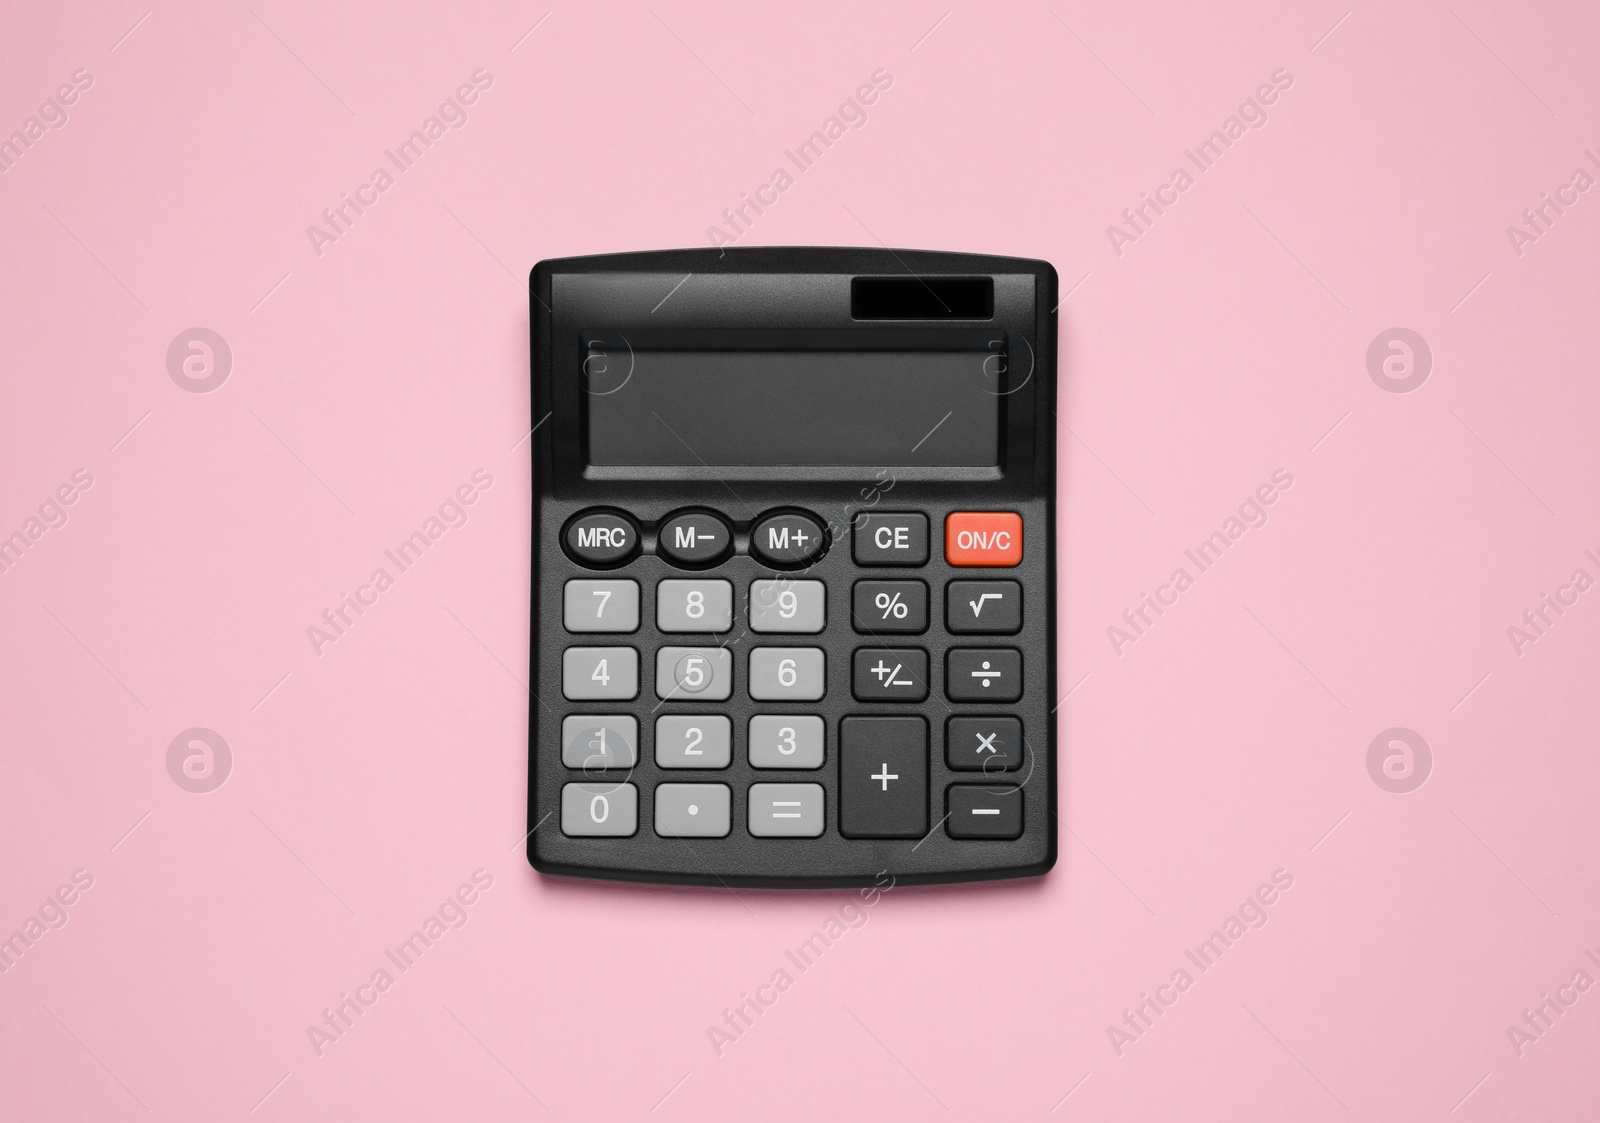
526 247 1057 887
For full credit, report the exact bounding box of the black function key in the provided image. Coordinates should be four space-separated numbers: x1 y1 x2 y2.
947 716 1024 772
563 509 640 568
946 648 1023 702
946 785 1024 839
946 580 1022 635
852 648 930 702
840 716 928 839
853 512 928 566
750 511 827 568
657 509 732 567
852 580 929 635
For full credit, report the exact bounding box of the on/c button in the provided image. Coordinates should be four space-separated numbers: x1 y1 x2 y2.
945 512 1023 567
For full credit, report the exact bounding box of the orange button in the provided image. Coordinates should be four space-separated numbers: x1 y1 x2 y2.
945 512 1023 567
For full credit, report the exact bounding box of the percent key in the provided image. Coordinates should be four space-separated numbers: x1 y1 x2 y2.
852 580 928 635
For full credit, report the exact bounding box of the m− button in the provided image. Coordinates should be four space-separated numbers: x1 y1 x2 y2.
657 510 732 567
563 509 640 568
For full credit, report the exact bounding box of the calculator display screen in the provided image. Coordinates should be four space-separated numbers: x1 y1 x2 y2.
585 350 1000 466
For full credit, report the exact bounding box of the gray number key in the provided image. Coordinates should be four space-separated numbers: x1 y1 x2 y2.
748 715 825 769
655 647 733 701
749 579 826 633
564 579 639 633
561 715 638 769
655 715 731 768
749 648 825 701
561 782 637 836
563 647 638 700
657 579 732 633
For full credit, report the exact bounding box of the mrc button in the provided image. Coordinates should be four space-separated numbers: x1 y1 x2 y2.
658 509 732 567
564 509 639 567
750 510 827 568
945 512 1023 567
853 512 928 566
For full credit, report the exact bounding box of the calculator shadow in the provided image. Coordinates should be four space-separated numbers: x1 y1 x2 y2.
530 866 1053 904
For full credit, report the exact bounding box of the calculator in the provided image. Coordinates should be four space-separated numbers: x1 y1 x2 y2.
526 247 1057 887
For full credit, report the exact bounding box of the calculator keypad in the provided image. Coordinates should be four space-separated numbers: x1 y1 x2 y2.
545 504 1048 878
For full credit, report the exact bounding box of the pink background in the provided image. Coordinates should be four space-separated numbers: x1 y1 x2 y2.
3 2 1598 1119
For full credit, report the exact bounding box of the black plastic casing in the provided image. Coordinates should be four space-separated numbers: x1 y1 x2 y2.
527 247 1058 887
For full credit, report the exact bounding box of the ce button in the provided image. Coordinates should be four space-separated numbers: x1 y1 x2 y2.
852 513 928 567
